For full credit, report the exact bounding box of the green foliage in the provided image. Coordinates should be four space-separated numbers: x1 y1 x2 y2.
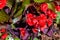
6 36 14 40
56 12 60 24
0 10 9 23
7 0 14 8
14 6 25 18
34 0 49 3
34 37 38 40
47 3 55 12
14 0 30 17
29 37 32 40
0 33 2 36
14 37 20 40
22 0 30 6
11 24 15 29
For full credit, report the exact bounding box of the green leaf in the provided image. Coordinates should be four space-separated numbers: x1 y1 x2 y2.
34 0 49 3
47 3 55 11
11 24 15 29
7 0 15 8
56 12 60 24
29 37 32 40
16 0 20 2
56 18 60 24
34 38 38 40
14 38 20 40
23 0 30 6
56 12 60 18
0 10 9 23
0 33 2 36
14 6 25 18
12 3 17 14
38 33 41 36
6 36 14 40
14 0 30 18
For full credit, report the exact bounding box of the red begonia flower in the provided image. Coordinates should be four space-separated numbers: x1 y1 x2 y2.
47 9 57 19
19 28 26 37
32 28 38 34
47 18 53 27
40 3 48 13
0 0 6 9
55 5 60 11
1 33 8 40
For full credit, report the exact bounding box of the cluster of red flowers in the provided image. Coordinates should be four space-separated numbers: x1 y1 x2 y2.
26 3 57 33
0 0 6 9
0 28 8 40
53 1 60 12
0 0 60 38
19 28 26 37
55 5 60 11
